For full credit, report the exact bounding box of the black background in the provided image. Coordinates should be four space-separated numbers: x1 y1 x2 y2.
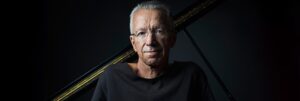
15 0 300 100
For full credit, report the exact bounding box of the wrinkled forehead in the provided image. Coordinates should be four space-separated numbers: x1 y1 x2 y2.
132 9 169 30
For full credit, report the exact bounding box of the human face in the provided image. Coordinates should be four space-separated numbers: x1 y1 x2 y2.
130 9 176 67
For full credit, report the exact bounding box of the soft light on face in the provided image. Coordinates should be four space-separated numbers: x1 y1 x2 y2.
130 9 175 67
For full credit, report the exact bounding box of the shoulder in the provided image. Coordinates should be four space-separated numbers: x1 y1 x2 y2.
96 63 128 86
101 63 128 77
92 63 127 100
172 61 206 78
173 61 204 72
105 63 127 72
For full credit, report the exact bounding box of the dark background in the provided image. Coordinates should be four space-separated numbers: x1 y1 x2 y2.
25 0 299 101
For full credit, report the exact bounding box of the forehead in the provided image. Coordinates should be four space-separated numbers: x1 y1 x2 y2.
132 9 167 28
133 9 163 19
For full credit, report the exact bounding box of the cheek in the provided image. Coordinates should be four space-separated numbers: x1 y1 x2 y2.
134 41 144 53
160 37 172 48
132 38 142 52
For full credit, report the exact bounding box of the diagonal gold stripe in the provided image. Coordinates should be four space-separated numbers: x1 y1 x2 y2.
174 0 217 26
52 0 217 100
53 49 135 101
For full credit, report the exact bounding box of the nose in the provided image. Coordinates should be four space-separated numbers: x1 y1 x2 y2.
145 32 157 46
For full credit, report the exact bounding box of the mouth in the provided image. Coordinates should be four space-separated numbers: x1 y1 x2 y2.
143 50 161 57
145 50 159 52
143 49 161 53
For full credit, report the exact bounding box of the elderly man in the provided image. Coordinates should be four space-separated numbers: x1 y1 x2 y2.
91 1 215 101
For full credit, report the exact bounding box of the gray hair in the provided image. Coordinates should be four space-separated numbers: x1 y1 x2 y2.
129 1 174 35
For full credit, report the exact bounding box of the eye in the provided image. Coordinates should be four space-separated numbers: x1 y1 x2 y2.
157 29 163 33
155 28 164 35
137 32 146 37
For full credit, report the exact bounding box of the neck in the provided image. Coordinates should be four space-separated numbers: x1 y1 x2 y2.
135 59 168 79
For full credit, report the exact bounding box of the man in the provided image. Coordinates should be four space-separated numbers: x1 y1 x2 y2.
92 1 215 101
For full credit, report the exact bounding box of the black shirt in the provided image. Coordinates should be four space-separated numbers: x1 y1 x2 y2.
91 61 215 101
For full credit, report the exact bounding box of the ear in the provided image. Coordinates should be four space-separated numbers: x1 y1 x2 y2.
130 36 137 52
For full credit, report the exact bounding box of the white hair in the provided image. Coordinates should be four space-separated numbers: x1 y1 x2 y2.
129 1 174 34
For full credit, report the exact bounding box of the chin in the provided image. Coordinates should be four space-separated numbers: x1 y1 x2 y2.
144 58 162 66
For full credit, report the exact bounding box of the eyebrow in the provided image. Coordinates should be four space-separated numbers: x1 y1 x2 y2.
135 25 164 33
151 25 161 29
134 28 146 34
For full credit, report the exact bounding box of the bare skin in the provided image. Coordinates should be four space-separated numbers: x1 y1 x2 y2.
128 9 176 79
